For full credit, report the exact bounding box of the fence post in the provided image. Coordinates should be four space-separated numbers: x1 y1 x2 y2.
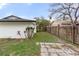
66 27 67 40
72 24 76 44
58 24 60 37
75 25 77 43
50 26 51 33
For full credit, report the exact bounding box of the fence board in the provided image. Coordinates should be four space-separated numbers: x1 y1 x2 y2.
46 24 79 44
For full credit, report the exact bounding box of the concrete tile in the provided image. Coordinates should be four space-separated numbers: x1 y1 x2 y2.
41 48 48 52
40 42 79 56
41 53 48 56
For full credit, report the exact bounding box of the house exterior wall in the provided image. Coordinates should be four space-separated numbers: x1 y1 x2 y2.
0 22 36 38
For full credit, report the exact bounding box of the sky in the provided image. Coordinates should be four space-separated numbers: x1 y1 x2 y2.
0 3 51 20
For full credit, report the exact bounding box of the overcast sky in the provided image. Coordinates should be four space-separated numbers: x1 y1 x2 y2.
0 3 51 20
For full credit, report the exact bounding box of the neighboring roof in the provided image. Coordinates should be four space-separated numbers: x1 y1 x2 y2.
51 19 79 26
0 15 36 22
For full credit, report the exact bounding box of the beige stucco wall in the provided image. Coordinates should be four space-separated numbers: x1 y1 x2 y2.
51 20 71 26
0 22 36 38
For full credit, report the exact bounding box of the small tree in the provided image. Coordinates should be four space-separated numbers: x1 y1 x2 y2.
17 31 21 38
26 27 34 39
24 31 27 38
17 31 23 41
34 16 50 32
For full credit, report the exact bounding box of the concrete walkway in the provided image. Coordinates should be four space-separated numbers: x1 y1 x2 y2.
40 43 79 56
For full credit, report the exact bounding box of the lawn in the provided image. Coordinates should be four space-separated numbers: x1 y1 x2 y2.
0 32 59 56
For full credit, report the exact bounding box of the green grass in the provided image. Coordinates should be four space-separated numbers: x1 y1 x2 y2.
33 32 58 42
0 32 59 56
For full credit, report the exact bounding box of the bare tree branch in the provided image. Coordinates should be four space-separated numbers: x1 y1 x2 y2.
49 3 79 24
74 4 79 23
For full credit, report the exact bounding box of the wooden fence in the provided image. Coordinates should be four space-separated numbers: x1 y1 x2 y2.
46 24 79 44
